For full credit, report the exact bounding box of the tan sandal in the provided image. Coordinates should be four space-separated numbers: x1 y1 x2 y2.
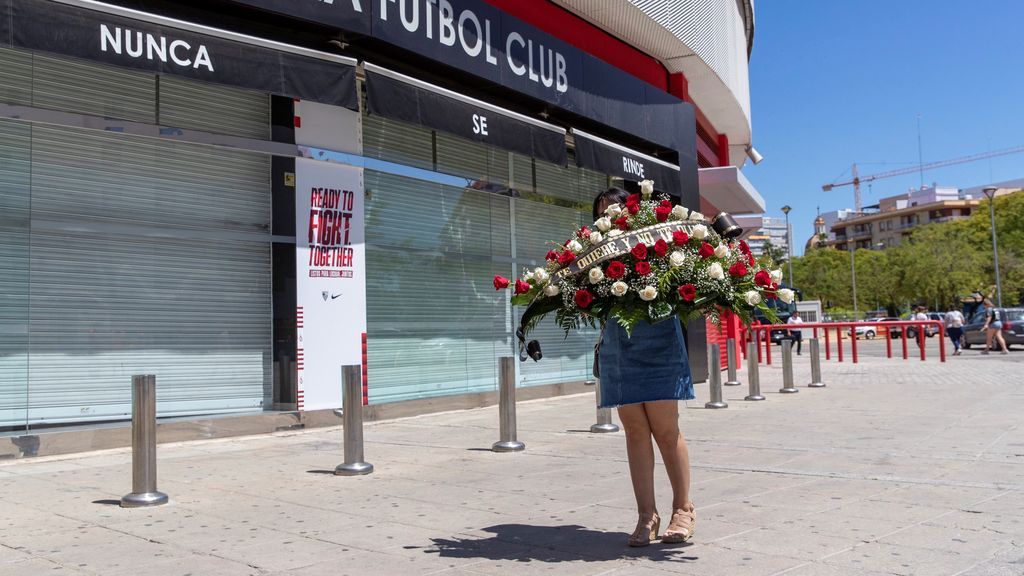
627 512 660 547
661 508 696 543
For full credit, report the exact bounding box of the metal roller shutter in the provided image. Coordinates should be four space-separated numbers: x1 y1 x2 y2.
0 120 30 427
25 124 272 424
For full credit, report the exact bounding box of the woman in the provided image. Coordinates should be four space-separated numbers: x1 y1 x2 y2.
593 187 697 547
981 299 1009 355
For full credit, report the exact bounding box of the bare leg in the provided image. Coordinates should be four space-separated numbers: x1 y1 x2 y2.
995 330 1009 352
985 328 994 352
618 404 656 515
617 404 659 544
644 400 692 511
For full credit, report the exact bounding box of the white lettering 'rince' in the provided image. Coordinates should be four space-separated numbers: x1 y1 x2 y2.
100 25 214 71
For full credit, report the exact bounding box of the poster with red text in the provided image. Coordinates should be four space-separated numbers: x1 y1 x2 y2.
295 157 366 411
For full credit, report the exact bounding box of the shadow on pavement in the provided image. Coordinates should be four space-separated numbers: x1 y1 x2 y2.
420 524 697 563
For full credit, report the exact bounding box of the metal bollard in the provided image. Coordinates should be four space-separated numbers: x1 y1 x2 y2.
808 339 826 388
121 375 168 508
724 338 741 386
590 378 619 433
705 345 728 409
492 357 525 452
779 340 799 394
744 339 765 401
335 365 374 475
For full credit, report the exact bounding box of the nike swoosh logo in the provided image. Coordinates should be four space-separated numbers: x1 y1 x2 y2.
331 293 342 300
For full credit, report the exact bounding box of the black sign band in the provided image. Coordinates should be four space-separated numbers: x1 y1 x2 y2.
7 0 358 110
226 0 371 35
573 129 681 195
365 63 567 166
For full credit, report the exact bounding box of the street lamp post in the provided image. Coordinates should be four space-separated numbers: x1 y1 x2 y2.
849 244 858 319
781 205 793 287
983 186 1003 307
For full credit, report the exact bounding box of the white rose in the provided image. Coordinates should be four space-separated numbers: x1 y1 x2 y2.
543 284 560 297
639 286 658 301
777 288 795 304
707 262 725 280
770 269 783 284
589 231 603 244
744 290 762 306
639 179 655 198
671 205 688 220
605 203 622 218
532 267 549 283
669 250 686 267
608 229 623 238
588 267 604 284
689 211 705 222
691 224 708 240
567 240 583 252
611 281 629 297
595 217 612 232
714 244 729 258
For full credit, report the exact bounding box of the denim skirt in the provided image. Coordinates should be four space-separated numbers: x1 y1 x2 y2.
598 318 695 408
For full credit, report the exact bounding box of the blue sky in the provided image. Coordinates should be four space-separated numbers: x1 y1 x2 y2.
743 1 1024 254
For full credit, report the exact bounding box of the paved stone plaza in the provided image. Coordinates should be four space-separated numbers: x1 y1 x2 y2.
1 343 1021 576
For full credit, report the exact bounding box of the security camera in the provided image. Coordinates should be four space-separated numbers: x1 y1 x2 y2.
746 145 764 165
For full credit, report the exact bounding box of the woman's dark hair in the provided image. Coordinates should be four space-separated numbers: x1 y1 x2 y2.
592 187 629 220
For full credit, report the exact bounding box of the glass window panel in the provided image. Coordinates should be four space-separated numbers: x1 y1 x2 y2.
364 170 512 404
362 113 434 170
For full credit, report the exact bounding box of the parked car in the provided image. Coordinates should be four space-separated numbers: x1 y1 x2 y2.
961 308 1024 349
905 312 945 339
878 317 904 338
848 322 878 340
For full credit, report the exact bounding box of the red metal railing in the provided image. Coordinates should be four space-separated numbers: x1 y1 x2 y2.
744 321 946 364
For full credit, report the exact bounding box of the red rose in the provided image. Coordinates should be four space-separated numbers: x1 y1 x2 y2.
631 243 648 260
514 279 531 295
605 260 626 279
698 242 715 259
754 270 772 286
729 261 748 278
626 193 641 205
493 275 510 290
545 250 558 262
655 205 672 222
635 261 652 275
764 289 778 300
578 226 591 238
653 239 669 257
574 289 594 309
747 253 756 267
660 199 673 208
558 250 576 265
739 240 751 255
673 230 690 246
627 202 641 215
678 284 697 302
614 216 630 231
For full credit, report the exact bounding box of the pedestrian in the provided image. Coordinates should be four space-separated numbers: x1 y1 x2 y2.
980 299 1009 355
592 187 697 547
945 305 965 355
912 306 928 352
786 312 804 355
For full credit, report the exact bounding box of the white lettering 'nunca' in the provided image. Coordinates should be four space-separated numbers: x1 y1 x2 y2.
100 24 214 72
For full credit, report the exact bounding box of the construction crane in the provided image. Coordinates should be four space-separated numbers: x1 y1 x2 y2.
822 144 1024 212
